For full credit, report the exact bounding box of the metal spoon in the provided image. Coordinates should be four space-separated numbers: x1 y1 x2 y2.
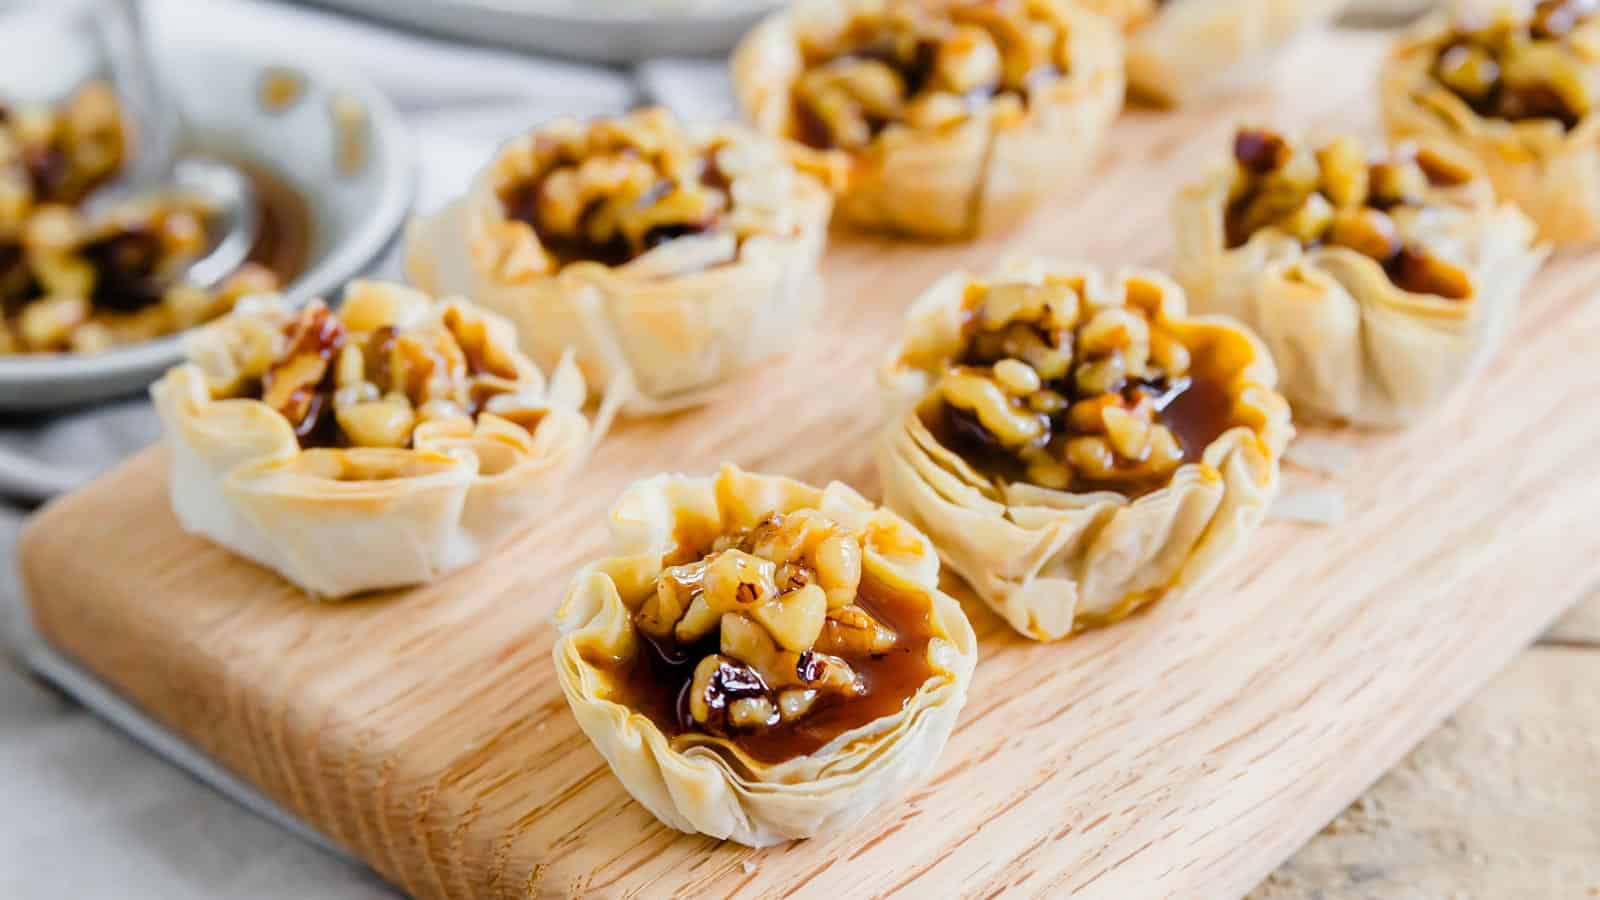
84 0 257 291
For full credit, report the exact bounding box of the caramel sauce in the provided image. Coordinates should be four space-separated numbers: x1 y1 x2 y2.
790 38 1054 152
1154 372 1235 466
613 566 938 766
932 369 1238 498
498 175 718 269
234 156 311 284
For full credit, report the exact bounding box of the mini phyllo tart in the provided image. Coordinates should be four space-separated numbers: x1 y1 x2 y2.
553 464 977 847
1173 128 1544 427
152 280 593 598
732 0 1124 239
1081 0 1350 107
406 107 831 415
877 261 1290 642
1381 1 1600 242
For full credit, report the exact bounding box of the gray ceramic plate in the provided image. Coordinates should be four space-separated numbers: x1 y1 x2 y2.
0 41 414 412
300 0 783 64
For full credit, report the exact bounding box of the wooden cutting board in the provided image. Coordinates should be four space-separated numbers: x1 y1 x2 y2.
20 32 1600 899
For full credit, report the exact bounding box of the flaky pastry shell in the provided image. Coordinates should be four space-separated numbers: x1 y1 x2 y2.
1112 0 1351 107
406 124 831 416
1381 12 1600 243
1173 143 1545 428
151 282 593 597
731 0 1125 239
553 465 978 847
877 261 1291 641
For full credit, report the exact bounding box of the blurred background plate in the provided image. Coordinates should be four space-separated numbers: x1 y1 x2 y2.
0 40 414 412
299 0 784 64
1344 0 1436 26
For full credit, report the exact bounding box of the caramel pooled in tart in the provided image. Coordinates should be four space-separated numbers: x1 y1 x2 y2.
1173 128 1544 427
0 81 281 354
621 508 936 764
878 262 1290 641
1381 1 1600 241
733 0 1123 238
927 275 1235 496
554 466 976 846
152 281 595 597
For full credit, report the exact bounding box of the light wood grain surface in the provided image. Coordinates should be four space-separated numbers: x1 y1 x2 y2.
1259 590 1600 899
1546 587 1600 647
19 32 1600 899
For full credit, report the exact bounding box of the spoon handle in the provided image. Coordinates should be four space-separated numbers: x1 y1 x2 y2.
104 0 178 181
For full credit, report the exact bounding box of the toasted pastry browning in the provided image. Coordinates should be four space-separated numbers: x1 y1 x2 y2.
733 0 1123 238
1382 1 1600 241
1174 128 1544 426
152 281 595 597
878 261 1290 641
554 466 977 846
0 82 281 353
406 108 831 413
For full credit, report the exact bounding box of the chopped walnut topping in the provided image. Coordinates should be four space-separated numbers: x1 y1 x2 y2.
0 81 123 214
1431 0 1600 130
1224 128 1475 301
231 293 541 449
789 0 1071 151
930 277 1216 493
497 108 799 269
633 509 906 739
0 82 282 354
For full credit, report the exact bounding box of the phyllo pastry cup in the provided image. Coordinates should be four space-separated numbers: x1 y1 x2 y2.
1381 2 1600 242
1082 0 1351 107
553 464 978 847
406 107 832 415
732 0 1124 239
876 260 1291 642
1173 127 1545 428
151 280 594 597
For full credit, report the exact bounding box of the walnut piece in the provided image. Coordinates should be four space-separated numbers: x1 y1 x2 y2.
0 81 282 354
790 0 1071 151
243 294 542 449
497 108 755 268
1432 0 1600 130
636 509 898 738
932 277 1196 492
1224 128 1475 301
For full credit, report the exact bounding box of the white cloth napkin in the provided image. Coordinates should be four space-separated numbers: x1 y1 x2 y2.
0 1 716 896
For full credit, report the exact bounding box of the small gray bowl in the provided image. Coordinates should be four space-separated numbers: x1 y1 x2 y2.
302 0 783 65
0 41 414 411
